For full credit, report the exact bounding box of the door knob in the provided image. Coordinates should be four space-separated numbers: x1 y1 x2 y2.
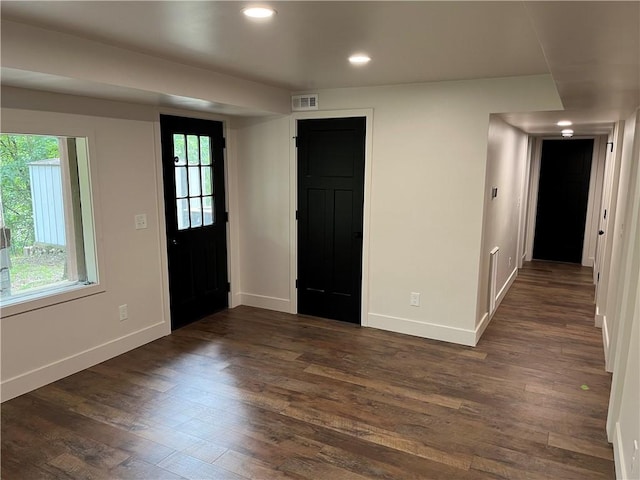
598 230 605 236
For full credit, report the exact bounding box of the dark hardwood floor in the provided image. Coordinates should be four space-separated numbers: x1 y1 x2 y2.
2 261 614 479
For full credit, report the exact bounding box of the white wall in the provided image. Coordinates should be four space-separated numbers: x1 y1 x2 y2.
603 114 639 366
235 75 562 346
234 116 292 311
476 116 529 332
604 107 640 480
615 307 640 479
1 107 170 401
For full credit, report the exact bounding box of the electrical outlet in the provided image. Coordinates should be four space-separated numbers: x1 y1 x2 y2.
119 304 128 321
410 292 420 307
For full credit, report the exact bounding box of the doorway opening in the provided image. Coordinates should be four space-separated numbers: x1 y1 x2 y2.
533 139 594 264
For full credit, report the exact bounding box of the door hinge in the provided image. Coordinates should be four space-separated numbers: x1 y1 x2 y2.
295 210 299 220
604 209 607 219
224 212 229 223
226 282 231 292
295 279 299 288
294 136 299 148
597 272 600 283
222 137 226 149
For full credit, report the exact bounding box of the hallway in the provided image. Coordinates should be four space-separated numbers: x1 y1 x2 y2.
1 262 614 479
474 261 613 477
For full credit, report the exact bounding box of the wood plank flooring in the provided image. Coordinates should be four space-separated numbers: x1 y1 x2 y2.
2 261 614 479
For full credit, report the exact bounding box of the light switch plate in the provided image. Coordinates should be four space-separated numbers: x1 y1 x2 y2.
410 292 420 307
135 214 147 230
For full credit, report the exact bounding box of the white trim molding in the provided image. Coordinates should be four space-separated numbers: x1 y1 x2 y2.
239 293 291 313
477 267 518 345
475 312 491 344
595 307 604 328
613 422 629 480
1 321 167 402
602 315 611 370
368 313 478 347
496 267 518 311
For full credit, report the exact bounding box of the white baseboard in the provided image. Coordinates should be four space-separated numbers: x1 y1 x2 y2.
230 292 243 308
1 321 167 402
583 256 595 268
475 312 490 344
239 293 291 313
602 316 613 372
474 268 518 346
496 267 518 311
367 313 476 346
613 422 629 480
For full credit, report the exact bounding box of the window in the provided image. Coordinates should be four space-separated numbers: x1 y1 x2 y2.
173 133 215 230
0 134 98 310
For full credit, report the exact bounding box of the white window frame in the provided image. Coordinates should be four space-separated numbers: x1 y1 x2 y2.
0 125 105 318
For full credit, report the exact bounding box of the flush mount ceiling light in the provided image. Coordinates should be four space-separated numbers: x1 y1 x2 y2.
242 6 276 18
349 54 371 65
561 129 574 135
557 120 573 127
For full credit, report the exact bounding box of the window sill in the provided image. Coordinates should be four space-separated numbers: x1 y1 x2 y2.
0 282 105 318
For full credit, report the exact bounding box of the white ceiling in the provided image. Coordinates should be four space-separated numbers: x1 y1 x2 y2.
1 1 639 135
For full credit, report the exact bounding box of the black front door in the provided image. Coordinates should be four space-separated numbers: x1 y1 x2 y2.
533 139 594 263
160 115 228 330
297 117 366 324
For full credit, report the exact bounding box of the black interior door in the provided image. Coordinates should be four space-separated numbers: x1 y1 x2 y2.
533 139 594 263
160 115 228 330
297 117 365 324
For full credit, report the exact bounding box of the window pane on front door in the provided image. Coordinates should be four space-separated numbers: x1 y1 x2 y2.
175 167 188 198
201 167 212 196
187 135 199 165
172 134 216 230
188 166 201 197
176 198 189 230
203 196 214 226
173 134 186 165
200 137 210 165
190 197 202 227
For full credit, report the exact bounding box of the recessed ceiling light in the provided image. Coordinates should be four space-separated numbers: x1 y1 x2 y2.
562 133 573 138
349 54 371 65
561 129 574 135
557 120 573 127
242 6 276 18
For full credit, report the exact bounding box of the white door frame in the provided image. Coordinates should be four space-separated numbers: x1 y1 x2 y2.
595 122 625 335
518 136 535 268
582 136 607 267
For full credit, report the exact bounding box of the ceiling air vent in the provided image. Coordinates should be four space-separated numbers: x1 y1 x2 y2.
292 94 318 111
